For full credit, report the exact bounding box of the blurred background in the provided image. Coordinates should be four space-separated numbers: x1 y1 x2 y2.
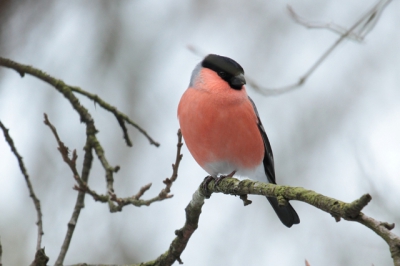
0 0 399 265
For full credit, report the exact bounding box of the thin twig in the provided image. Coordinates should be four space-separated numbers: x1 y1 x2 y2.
73 129 183 212
90 136 119 194
356 213 400 266
70 86 160 147
54 136 94 266
288 5 364 42
43 114 79 177
133 183 153 200
0 121 44 251
158 129 183 198
43 114 94 266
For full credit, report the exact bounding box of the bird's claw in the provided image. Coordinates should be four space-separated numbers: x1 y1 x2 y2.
202 175 215 192
201 176 215 198
201 171 236 196
215 170 236 186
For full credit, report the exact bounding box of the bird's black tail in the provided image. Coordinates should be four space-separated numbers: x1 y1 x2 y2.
266 197 300 228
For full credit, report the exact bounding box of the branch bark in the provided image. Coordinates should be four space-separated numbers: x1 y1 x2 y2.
69 178 400 266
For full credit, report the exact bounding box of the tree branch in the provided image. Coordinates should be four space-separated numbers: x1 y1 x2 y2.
30 248 49 266
0 121 44 252
200 178 400 265
0 56 160 265
355 214 400 266
141 189 204 266
126 178 400 266
0 57 159 147
43 114 79 177
72 129 183 212
54 137 94 266
43 114 95 266
30 175 397 266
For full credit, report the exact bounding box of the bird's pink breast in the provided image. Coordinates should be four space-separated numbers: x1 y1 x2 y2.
178 75 264 174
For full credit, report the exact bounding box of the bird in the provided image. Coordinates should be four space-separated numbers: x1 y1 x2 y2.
177 54 300 228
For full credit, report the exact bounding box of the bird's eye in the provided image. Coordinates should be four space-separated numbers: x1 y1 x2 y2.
218 71 227 78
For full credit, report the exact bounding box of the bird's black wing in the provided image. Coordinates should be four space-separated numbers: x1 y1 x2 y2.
248 96 300 227
248 96 276 184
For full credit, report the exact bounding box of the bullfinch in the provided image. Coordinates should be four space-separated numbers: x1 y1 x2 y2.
178 54 300 228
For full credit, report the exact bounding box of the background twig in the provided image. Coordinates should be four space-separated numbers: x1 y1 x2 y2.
0 121 44 252
287 5 364 42
250 0 392 95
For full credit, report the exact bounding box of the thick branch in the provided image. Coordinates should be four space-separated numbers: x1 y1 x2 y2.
138 179 399 266
141 189 205 266
0 121 44 252
30 248 49 266
201 178 400 266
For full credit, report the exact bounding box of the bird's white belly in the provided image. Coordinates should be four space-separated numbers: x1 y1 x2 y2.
204 161 269 183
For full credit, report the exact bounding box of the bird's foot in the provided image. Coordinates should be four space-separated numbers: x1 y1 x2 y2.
201 171 236 198
202 175 215 192
214 170 236 186
201 175 215 198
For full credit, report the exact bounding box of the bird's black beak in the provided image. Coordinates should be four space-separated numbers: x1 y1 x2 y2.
230 74 246 88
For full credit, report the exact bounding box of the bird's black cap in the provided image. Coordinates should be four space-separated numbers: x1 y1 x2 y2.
202 54 246 90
